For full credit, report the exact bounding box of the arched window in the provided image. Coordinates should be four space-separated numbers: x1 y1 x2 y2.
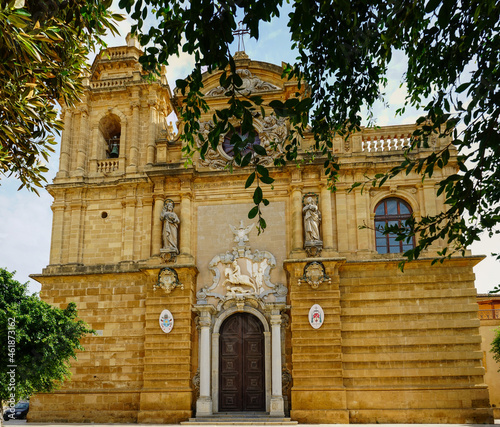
374 198 415 254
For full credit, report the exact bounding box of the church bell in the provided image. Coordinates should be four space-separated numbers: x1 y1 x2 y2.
108 143 119 158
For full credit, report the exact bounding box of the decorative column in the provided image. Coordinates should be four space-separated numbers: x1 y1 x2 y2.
320 184 334 251
336 188 349 253
67 190 84 264
195 306 216 417
75 107 88 176
121 188 137 261
284 259 348 423
128 101 140 172
178 181 194 263
89 125 100 173
290 185 304 255
146 100 157 165
152 195 164 256
270 309 285 417
49 202 65 265
140 196 154 260
57 109 72 177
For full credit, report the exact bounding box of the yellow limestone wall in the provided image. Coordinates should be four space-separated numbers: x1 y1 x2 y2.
29 267 197 424
286 259 348 423
285 257 492 424
478 317 500 418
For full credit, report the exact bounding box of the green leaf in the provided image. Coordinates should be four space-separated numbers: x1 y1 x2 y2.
253 144 267 156
245 172 256 188
248 205 259 219
259 175 275 184
253 186 263 204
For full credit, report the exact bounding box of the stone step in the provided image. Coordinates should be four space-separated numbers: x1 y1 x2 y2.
181 412 298 425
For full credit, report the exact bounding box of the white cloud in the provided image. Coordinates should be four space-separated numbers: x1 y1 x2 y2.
0 178 51 295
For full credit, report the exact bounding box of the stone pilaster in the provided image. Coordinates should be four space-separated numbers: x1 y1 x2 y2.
284 258 348 424
146 100 157 165
57 109 72 178
178 181 194 263
139 265 198 423
152 195 164 257
75 107 89 176
290 185 304 257
127 100 140 172
320 184 334 254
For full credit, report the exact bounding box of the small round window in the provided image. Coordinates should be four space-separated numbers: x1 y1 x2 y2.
222 127 261 158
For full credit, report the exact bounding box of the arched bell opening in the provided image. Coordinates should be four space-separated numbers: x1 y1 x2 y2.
98 114 121 159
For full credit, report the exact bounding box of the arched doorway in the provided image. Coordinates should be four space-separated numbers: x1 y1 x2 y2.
219 313 265 412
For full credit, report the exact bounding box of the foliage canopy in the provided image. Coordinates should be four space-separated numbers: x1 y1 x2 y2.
118 0 500 263
0 0 122 193
0 268 93 407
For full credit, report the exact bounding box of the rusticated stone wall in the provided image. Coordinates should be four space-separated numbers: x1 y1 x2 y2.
285 257 492 424
29 266 197 424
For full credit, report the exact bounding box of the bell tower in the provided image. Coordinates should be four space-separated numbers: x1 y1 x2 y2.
56 33 174 181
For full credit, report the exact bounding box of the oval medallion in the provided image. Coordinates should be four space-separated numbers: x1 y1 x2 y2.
309 304 324 329
159 309 174 333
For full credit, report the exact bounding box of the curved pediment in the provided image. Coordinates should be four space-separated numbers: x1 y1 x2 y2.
204 68 281 97
200 59 287 98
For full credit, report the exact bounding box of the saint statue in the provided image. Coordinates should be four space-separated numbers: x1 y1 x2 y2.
160 199 180 254
303 196 322 243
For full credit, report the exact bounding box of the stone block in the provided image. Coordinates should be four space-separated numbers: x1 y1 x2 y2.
290 409 349 423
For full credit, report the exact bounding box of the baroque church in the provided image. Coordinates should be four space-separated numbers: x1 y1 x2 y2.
29 35 494 424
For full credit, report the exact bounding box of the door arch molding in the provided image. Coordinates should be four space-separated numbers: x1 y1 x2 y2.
212 306 271 413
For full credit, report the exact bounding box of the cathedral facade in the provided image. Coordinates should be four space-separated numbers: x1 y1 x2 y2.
29 36 493 424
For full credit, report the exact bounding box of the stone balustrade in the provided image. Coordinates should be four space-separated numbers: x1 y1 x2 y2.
361 132 412 152
359 124 416 153
99 46 141 61
96 159 119 173
90 77 132 90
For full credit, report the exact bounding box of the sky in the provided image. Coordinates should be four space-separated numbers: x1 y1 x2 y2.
1 4 498 296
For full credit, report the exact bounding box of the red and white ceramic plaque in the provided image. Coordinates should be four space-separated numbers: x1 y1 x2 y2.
159 309 174 333
309 304 324 329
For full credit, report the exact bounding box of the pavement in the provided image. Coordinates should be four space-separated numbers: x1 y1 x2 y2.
3 420 500 427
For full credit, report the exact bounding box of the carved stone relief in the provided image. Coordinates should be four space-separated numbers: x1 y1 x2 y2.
282 368 292 394
298 261 331 289
196 222 288 310
192 369 200 399
155 267 184 294
196 115 287 170
205 69 281 97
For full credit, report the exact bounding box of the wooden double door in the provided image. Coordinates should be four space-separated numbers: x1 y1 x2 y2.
219 313 265 412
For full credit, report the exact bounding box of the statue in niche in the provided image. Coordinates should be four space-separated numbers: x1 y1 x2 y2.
303 195 323 257
160 199 180 256
303 196 322 242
